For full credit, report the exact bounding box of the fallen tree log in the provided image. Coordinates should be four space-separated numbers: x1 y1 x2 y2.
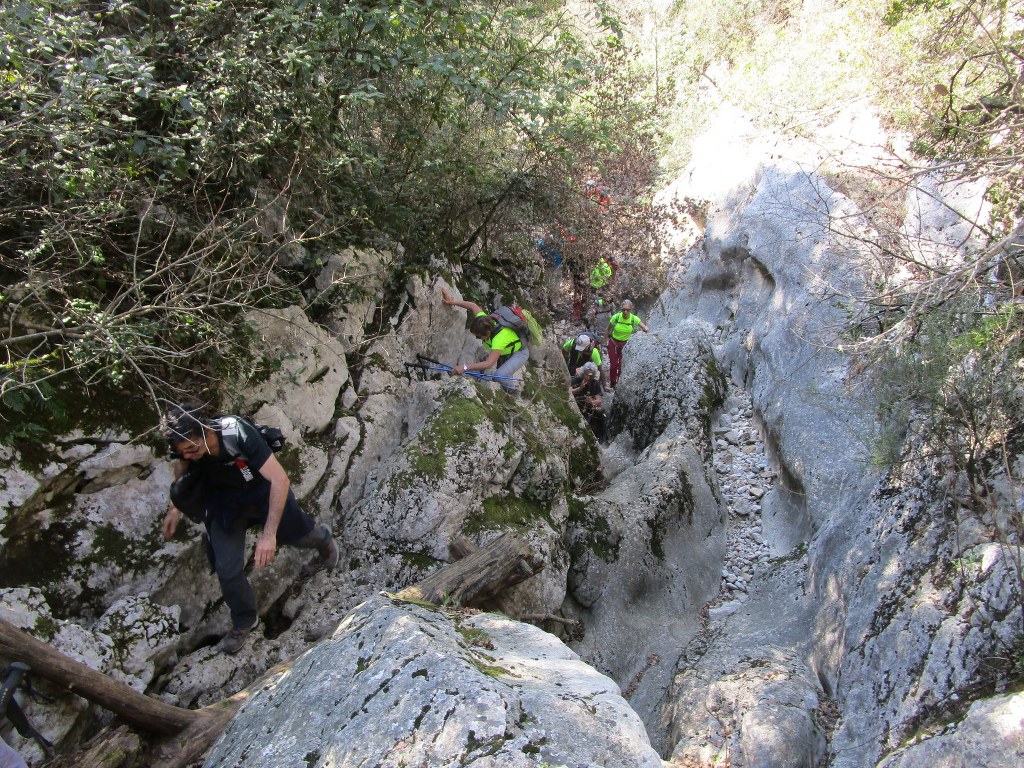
0 617 198 735
395 531 544 607
41 724 141 768
0 616 245 767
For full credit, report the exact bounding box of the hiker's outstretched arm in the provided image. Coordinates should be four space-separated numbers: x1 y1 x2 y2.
254 454 290 569
456 349 501 374
441 286 483 315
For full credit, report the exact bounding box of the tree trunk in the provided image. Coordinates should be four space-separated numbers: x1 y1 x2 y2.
395 531 544 607
148 693 245 768
0 617 198 735
42 725 143 768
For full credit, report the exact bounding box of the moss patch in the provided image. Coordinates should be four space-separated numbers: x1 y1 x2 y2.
85 524 150 573
0 498 83 612
463 494 552 536
456 624 495 650
273 445 305 485
399 550 442 570
522 383 600 482
533 382 583 432
567 496 619 563
406 394 508 481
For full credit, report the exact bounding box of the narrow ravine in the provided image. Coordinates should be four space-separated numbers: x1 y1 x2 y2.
708 385 775 617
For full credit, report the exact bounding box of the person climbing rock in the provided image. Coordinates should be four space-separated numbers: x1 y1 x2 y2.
606 299 649 389
589 288 612 341
562 333 607 388
589 256 613 294
161 403 339 654
440 286 529 395
570 361 607 444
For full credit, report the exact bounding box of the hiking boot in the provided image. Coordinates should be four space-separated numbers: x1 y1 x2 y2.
319 528 340 571
218 619 259 655
299 524 339 578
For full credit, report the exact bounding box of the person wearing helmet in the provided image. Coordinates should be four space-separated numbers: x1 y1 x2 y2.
561 333 607 387
569 361 607 444
606 299 649 389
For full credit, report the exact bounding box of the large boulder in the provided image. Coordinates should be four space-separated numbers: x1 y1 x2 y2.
204 595 665 768
667 647 826 768
242 305 350 434
876 691 1024 768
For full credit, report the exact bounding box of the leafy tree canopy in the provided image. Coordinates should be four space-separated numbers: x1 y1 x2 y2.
1 0 660 438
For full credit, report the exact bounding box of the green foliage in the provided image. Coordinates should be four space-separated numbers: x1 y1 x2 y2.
882 0 951 27
870 298 1024 482
462 494 552 535
2 0 647 434
0 385 61 446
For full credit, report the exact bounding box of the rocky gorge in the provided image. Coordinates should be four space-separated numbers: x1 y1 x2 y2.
1 101 1022 768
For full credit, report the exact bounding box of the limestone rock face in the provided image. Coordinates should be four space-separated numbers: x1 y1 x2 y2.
564 321 727 736
667 647 826 768
610 318 726 454
651 102 1023 768
242 305 350 434
566 422 725 733
876 691 1024 768
204 595 664 768
0 440 191 621
336 376 587 619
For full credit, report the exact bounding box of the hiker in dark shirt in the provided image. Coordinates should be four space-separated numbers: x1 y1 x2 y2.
562 333 608 389
570 362 607 444
162 403 339 654
440 286 529 394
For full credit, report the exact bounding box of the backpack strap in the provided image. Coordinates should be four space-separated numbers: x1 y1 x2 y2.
219 416 242 459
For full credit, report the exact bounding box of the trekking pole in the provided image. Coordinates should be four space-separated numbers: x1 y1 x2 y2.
467 372 523 382
1 663 54 758
414 354 523 382
405 361 521 383
416 354 453 370
404 362 452 377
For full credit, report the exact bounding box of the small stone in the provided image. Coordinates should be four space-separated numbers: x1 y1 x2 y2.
710 602 741 619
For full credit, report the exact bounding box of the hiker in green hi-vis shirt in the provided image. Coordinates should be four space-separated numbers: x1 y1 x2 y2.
440 286 529 395
606 299 649 389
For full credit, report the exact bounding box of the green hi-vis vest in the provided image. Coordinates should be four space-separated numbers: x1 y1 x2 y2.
475 312 523 355
609 311 642 342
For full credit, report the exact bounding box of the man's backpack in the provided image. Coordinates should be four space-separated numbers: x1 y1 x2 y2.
169 462 208 524
219 416 286 458
491 306 542 345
